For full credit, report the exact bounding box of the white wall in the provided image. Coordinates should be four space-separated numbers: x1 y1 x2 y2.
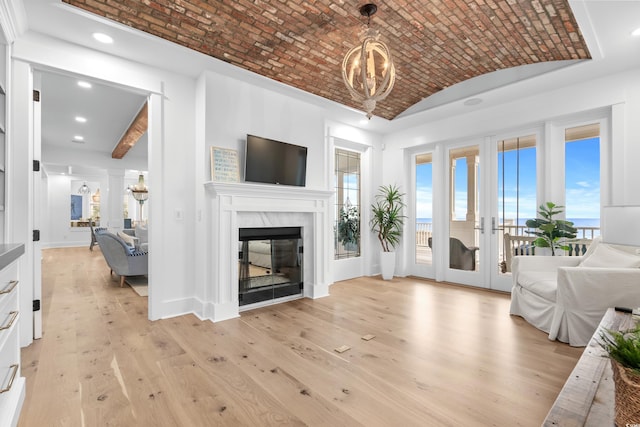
201 70 326 188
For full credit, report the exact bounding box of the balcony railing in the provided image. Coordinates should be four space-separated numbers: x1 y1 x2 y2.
416 222 599 247
415 220 600 267
416 222 433 246
501 224 600 240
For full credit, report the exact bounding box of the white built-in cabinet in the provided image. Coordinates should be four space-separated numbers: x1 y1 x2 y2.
0 247 25 427
0 40 6 243
0 34 25 427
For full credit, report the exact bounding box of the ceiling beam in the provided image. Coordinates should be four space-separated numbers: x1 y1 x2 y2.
112 101 148 159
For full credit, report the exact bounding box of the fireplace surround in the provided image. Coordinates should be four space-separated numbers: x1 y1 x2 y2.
204 182 333 322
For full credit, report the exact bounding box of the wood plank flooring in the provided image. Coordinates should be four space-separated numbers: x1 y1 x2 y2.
18 247 582 426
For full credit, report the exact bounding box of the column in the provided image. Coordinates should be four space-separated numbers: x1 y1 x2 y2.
107 169 125 230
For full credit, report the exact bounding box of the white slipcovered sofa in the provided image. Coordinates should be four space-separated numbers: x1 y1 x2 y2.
510 237 640 346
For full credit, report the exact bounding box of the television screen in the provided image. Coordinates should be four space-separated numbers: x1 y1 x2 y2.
245 134 307 187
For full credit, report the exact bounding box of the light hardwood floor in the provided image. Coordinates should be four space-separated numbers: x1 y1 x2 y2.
18 247 582 426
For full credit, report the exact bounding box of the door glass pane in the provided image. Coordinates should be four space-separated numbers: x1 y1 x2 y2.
449 146 479 271
415 153 433 265
497 135 536 273
335 149 361 259
565 123 600 241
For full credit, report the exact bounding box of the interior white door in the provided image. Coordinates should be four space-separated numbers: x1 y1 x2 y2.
32 75 42 339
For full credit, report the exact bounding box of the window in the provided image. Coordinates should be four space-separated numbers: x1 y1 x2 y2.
415 153 433 264
335 149 361 259
565 123 600 239
498 135 537 237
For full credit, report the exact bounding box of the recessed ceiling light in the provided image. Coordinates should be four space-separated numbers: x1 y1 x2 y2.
464 97 483 106
93 32 114 44
632 27 640 37
73 135 84 141
75 116 87 123
77 81 92 89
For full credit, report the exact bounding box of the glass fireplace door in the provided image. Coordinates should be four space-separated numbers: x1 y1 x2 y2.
238 227 303 306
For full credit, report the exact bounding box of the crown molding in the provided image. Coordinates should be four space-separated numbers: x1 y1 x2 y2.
0 0 28 44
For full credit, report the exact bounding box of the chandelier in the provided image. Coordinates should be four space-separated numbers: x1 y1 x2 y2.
78 182 91 195
342 3 395 119
130 174 149 222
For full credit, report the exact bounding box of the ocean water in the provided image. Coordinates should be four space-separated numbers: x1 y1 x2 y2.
417 218 600 227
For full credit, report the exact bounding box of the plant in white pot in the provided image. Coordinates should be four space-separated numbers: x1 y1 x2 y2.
370 184 406 280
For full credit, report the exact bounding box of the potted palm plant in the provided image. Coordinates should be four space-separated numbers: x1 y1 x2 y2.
370 184 405 280
600 326 640 425
525 202 577 255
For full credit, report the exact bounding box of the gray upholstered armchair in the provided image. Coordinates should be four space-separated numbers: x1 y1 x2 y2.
95 231 148 287
449 237 478 271
428 237 478 270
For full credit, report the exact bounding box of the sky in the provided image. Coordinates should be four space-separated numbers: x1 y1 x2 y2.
416 137 600 225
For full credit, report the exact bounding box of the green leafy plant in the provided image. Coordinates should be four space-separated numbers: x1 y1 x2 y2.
601 326 640 377
337 205 360 248
525 202 577 256
370 184 406 252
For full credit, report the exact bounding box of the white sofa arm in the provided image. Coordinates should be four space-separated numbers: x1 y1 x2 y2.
550 267 640 346
512 256 582 272
512 256 581 286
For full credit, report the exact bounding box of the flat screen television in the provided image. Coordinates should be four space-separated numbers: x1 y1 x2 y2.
244 134 307 187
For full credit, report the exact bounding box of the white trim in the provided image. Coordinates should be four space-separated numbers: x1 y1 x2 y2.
0 0 28 43
204 182 333 322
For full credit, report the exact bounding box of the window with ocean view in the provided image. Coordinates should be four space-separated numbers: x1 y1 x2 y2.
498 135 537 237
415 153 433 265
565 123 601 239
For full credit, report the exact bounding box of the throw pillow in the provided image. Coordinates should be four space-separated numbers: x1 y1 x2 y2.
117 230 136 248
580 235 601 259
135 225 148 244
579 243 640 268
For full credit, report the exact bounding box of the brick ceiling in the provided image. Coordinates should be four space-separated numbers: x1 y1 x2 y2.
63 0 590 120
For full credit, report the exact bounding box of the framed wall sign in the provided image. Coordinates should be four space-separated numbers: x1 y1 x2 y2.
210 146 240 182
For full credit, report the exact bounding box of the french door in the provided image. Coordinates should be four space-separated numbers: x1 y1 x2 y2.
413 133 537 292
412 114 608 292
443 141 488 287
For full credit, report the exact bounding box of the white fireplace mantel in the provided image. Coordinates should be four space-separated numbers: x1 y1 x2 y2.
203 182 334 322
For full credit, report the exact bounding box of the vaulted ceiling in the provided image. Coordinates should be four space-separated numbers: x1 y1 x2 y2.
62 0 590 120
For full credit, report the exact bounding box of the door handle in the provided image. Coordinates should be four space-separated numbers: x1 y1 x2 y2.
474 217 485 234
491 217 501 235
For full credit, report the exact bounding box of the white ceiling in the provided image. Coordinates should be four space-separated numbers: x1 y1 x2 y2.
39 70 148 178
13 0 640 171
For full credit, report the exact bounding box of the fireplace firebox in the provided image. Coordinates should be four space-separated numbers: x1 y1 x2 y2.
238 227 303 306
